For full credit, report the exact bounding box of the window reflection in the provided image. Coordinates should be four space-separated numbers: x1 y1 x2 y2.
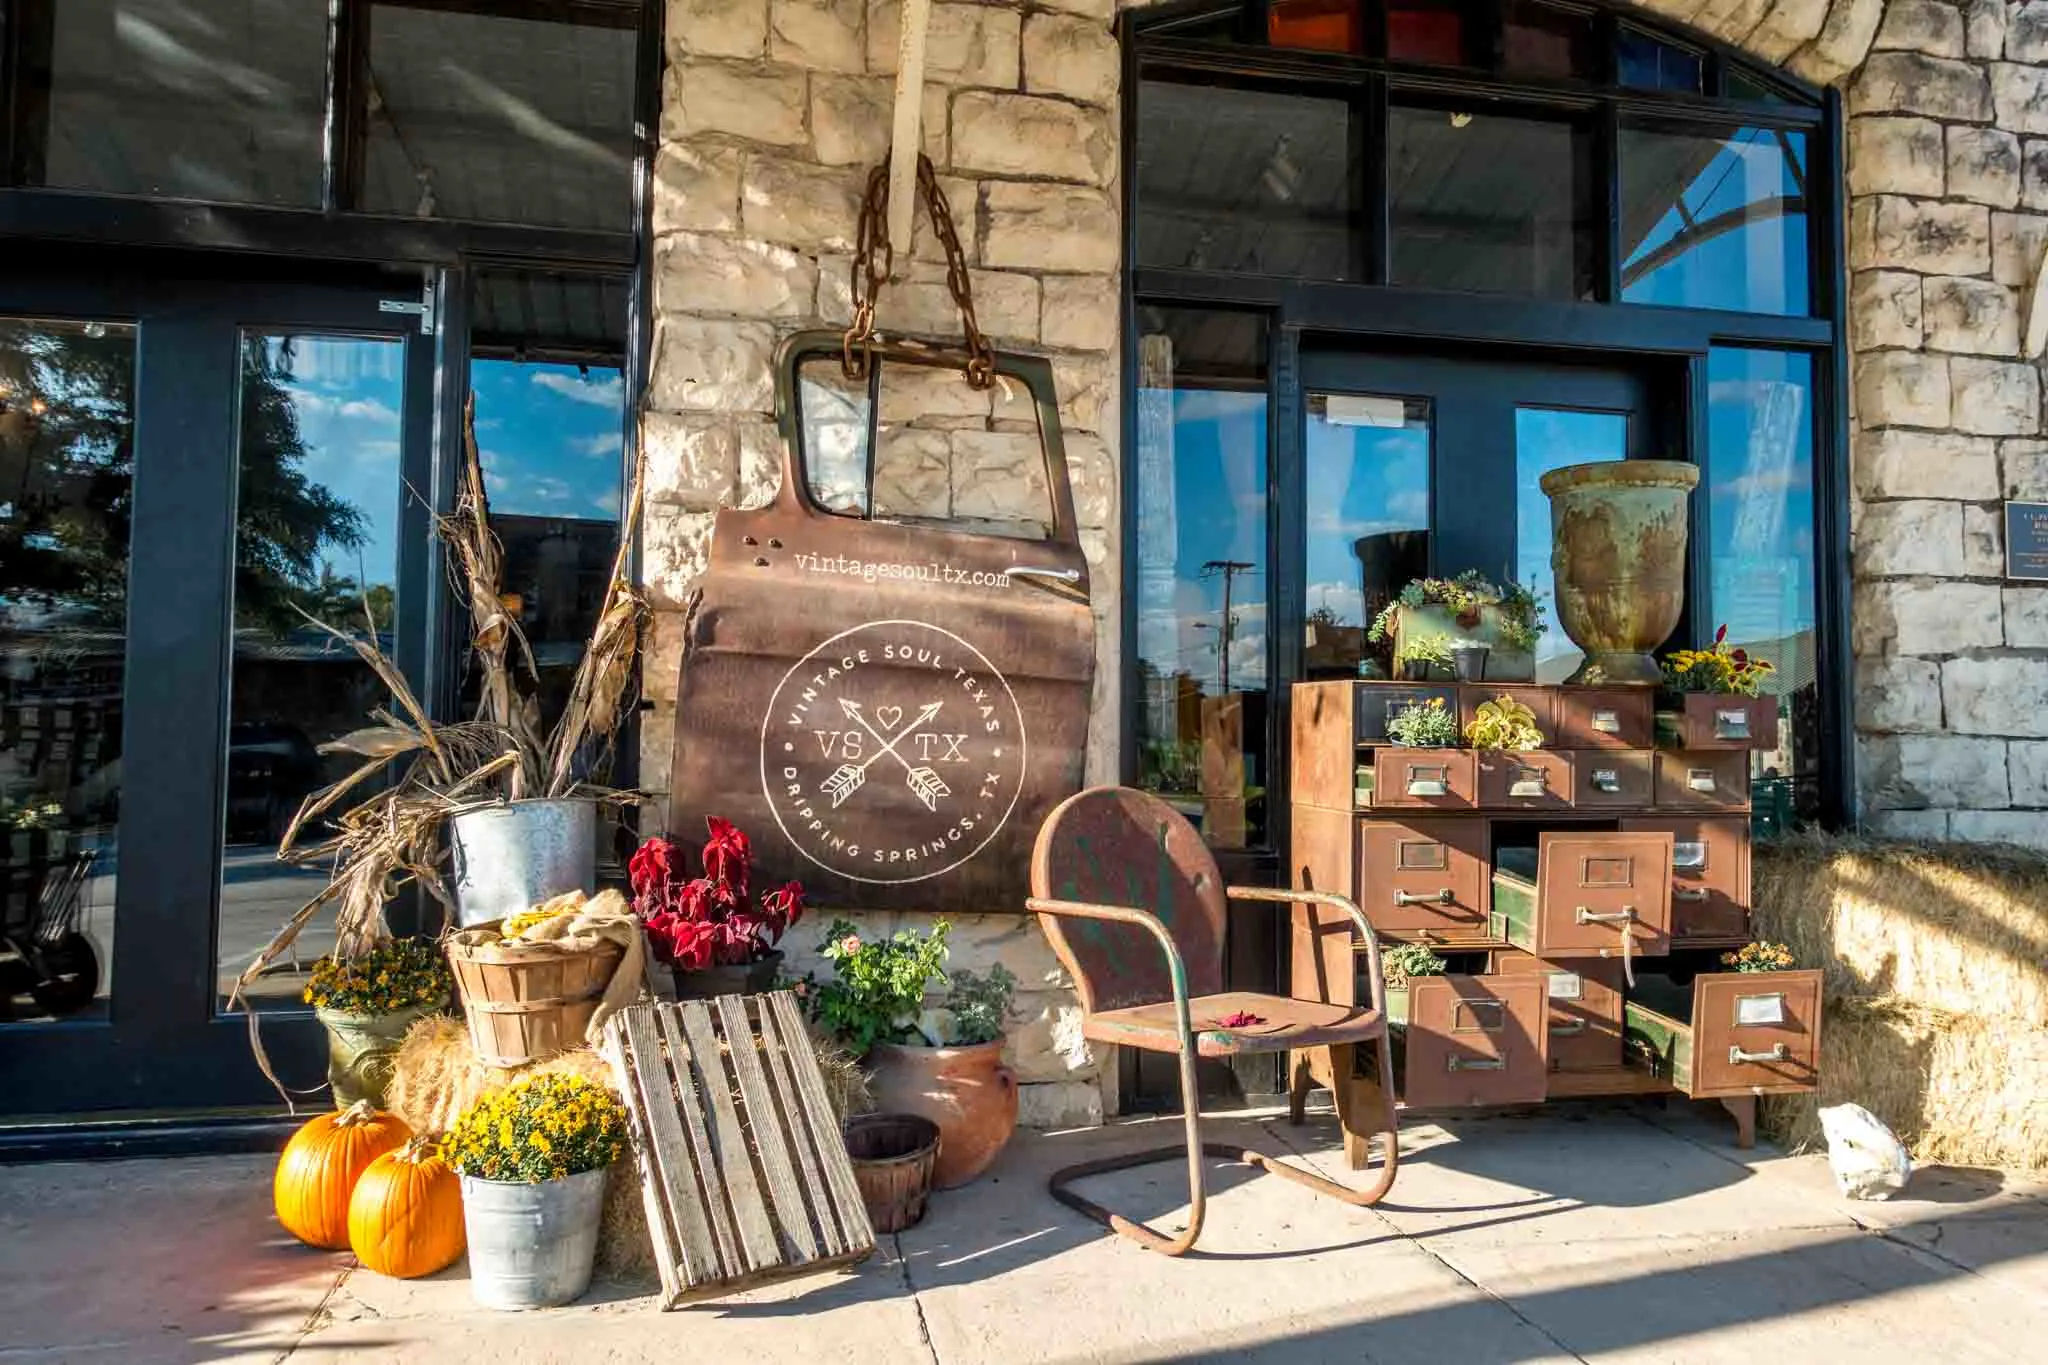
1616 27 1704 93
1515 408 1628 683
1305 394 1431 680
0 318 133 1025
1268 0 1363 53
1621 124 1809 315
1134 308 1269 849
1707 349 1818 825
1502 0 1596 79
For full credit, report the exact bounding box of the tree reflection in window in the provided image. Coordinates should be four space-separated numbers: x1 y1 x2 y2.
1621 125 1809 316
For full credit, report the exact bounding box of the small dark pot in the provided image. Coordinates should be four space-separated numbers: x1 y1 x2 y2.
1451 644 1491 682
844 1113 941 1232
671 948 782 999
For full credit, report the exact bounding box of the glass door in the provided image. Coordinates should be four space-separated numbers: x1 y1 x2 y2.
0 256 432 1117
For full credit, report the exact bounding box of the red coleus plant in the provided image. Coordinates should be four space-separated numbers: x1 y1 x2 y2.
629 817 804 971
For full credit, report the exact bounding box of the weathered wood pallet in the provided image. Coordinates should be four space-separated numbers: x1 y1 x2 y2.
601 992 874 1307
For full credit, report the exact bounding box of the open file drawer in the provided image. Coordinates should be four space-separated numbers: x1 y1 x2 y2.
1489 832 1675 960
1623 970 1822 1098
1388 973 1549 1108
1491 952 1625 1072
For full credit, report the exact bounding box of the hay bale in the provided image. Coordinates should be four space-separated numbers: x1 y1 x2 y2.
1753 833 2048 1171
385 1007 875 1279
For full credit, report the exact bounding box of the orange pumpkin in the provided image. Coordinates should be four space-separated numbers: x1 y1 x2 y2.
274 1101 411 1249
347 1136 467 1278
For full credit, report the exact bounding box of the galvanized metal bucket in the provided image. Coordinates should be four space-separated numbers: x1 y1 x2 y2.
460 1166 608 1310
449 799 596 929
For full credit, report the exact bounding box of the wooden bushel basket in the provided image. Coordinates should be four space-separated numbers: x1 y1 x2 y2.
447 936 625 1068
843 1113 941 1233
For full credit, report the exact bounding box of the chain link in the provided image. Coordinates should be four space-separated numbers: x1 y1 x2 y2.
843 154 995 390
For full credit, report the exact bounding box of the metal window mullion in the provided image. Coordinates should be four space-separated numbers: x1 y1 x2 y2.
1269 317 1303 861
1599 101 1621 303
1363 74 1389 286
1814 88 1854 828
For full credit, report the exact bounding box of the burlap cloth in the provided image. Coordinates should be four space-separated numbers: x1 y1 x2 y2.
448 888 646 1044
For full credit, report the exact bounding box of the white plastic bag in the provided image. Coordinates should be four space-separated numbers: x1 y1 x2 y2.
1818 1102 1913 1200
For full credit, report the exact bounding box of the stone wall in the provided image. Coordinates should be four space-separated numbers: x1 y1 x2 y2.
640 0 1122 1126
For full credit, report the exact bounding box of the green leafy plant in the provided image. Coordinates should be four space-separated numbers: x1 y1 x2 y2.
942 964 1017 1047
1663 624 1775 697
1383 943 1448 988
1386 696 1461 747
1721 940 1796 973
814 918 953 1056
1367 570 1547 654
443 1073 626 1184
1395 632 1454 675
302 937 451 1015
1464 694 1545 751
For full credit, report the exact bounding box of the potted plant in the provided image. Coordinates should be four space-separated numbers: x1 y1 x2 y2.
628 818 805 998
1394 631 1454 681
1367 571 1546 683
303 939 453 1109
1385 697 1461 748
812 919 1020 1189
1380 943 1446 1025
1721 941 1796 973
1660 625 1779 748
1463 695 1545 752
443 1072 627 1310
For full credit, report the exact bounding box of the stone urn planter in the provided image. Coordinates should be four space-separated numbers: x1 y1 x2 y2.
316 995 447 1109
1541 460 1698 685
866 1040 1018 1189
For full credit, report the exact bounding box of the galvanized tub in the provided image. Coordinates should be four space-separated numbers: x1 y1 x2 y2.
460 1166 608 1310
1542 460 1698 686
449 799 596 929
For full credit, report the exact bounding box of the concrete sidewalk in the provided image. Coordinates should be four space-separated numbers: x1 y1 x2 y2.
5 1102 2047 1364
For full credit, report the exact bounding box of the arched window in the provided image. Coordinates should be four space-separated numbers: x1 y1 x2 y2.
1124 0 1845 848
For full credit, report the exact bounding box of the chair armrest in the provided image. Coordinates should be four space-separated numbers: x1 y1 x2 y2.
1225 886 1389 1016
1025 897 1197 1049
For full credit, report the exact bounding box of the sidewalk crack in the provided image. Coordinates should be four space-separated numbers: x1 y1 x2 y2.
270 1263 353 1364
893 1233 942 1365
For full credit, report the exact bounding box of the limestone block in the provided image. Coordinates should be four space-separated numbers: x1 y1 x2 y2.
1023 13 1119 106
642 412 738 508
643 505 719 608
741 156 862 251
2003 438 2048 496
909 173 982 266
1873 0 1966 57
1750 0 1831 62
1965 502 2005 576
2005 587 2048 646
669 0 768 59
1992 63 2048 135
1851 51 1991 121
647 315 777 414
1854 349 1950 428
1017 1079 1104 1129
1863 808 1951 839
877 363 995 424
867 2 1021 87
669 62 807 146
871 263 1039 345
1037 0 1115 18
952 91 1116 186
1950 357 2041 435
1965 0 2009 58
643 612 686 706
952 429 1054 526
1064 432 1117 531
2025 141 2048 211
1852 196 1991 277
2008 739 2048 804
1944 656 2048 735
736 421 784 510
1853 578 2002 654
1791 0 1885 85
1855 655 1944 732
2010 2 2048 60
1948 126 2022 209
1922 275 2020 355
1861 733 2009 808
1004 991 1108 1083
1848 116 1944 198
656 233 816 320
639 703 675 832
809 74 889 167
1052 351 1116 434
984 182 1119 272
1850 269 1921 351
770 0 864 73
1855 499 1964 576
872 427 952 521
1854 428 1998 499
1041 275 1120 352
1991 211 2048 286
1950 811 2048 848
1694 0 1773 46
815 251 855 325
653 145 743 235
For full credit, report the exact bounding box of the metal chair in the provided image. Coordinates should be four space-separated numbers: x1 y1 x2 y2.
1026 786 1399 1256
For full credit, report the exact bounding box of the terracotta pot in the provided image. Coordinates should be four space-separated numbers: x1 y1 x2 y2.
1541 460 1698 685
866 1040 1018 1189
672 949 783 1000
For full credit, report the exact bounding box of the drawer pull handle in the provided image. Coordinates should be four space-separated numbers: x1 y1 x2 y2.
1394 887 1455 907
1575 906 1642 986
1687 768 1718 792
1406 764 1450 797
1713 707 1751 739
1591 768 1622 793
1728 1043 1790 1065
1591 710 1621 733
1448 1056 1507 1071
1550 1019 1587 1036
1508 766 1548 798
1674 886 1709 902
1672 841 1708 870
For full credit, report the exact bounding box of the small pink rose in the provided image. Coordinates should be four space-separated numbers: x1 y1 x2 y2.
838 935 862 955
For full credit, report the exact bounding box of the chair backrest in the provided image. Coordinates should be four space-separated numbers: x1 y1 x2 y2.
1029 786 1226 1014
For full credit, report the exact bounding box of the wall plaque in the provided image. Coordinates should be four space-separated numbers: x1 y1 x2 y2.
2006 502 2048 580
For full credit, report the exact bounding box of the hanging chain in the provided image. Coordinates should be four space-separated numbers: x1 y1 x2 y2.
843 154 995 390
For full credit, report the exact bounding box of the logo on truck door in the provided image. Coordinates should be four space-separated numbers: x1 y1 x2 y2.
759 618 1028 884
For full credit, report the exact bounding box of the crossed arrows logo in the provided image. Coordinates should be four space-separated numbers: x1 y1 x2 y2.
821 698 953 812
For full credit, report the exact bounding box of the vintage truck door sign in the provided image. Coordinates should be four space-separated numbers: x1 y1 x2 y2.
668 330 1095 910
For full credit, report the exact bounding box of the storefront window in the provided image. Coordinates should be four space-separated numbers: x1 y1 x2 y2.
1134 308 1269 849
1706 348 1819 822
0 317 133 1026
1304 394 1430 680
1621 124 1809 315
